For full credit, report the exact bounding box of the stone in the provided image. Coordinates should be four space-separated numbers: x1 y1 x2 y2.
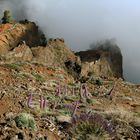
31 39 79 68
3 44 33 63
56 115 72 123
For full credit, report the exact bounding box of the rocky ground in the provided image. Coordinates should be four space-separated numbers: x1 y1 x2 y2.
0 21 139 140
0 62 139 140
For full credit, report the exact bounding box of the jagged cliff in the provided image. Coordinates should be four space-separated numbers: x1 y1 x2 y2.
76 47 123 78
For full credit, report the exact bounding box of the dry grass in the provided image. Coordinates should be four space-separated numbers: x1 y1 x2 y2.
103 107 140 140
104 107 140 124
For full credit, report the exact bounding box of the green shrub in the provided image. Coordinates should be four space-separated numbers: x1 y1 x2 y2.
71 121 105 140
4 63 21 72
15 113 36 130
31 72 45 83
95 79 103 86
68 112 116 139
1 10 13 24
40 33 47 46
65 60 81 78
79 76 88 83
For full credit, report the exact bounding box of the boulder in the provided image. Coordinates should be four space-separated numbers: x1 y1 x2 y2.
2 43 33 63
56 115 72 123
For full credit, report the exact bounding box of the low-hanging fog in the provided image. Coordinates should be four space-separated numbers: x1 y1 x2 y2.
0 0 140 84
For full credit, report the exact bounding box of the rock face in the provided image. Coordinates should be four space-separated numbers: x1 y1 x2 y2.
2 43 33 63
76 47 123 78
0 21 140 140
31 38 78 67
0 21 123 79
0 22 41 55
0 36 79 72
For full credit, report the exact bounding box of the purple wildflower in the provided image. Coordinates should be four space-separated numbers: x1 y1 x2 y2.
108 84 116 96
53 100 58 111
56 83 61 96
72 87 75 96
64 103 80 114
40 96 44 109
83 83 92 99
72 101 79 117
80 84 84 100
27 93 32 107
64 104 75 111
63 84 68 96
43 97 47 109
71 112 116 137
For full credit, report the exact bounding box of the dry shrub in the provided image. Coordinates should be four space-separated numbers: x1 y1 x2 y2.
103 107 140 140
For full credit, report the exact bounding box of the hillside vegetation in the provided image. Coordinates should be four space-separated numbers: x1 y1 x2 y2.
0 16 139 140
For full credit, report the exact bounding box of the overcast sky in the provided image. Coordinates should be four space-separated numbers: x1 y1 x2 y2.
0 0 140 83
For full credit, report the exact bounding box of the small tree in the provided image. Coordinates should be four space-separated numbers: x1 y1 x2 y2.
40 33 47 46
1 10 13 24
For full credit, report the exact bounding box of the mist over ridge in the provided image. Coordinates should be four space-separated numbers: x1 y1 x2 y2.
0 0 140 83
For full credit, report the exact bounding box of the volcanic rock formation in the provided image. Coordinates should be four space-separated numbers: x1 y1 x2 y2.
0 21 123 79
0 21 41 54
76 47 123 78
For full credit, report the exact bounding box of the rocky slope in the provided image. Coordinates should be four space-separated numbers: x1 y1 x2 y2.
31 38 78 67
0 21 139 140
0 62 139 140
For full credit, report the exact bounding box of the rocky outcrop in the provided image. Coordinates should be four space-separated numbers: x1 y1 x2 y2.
2 43 33 63
31 38 79 67
76 47 123 78
0 22 123 79
0 22 41 55
0 37 80 73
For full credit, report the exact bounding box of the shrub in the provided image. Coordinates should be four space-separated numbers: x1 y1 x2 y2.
79 76 88 83
1 10 13 24
68 112 116 139
40 33 47 46
65 60 81 78
71 121 105 140
31 72 45 83
4 63 21 72
15 113 36 130
95 79 103 86
38 29 47 46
